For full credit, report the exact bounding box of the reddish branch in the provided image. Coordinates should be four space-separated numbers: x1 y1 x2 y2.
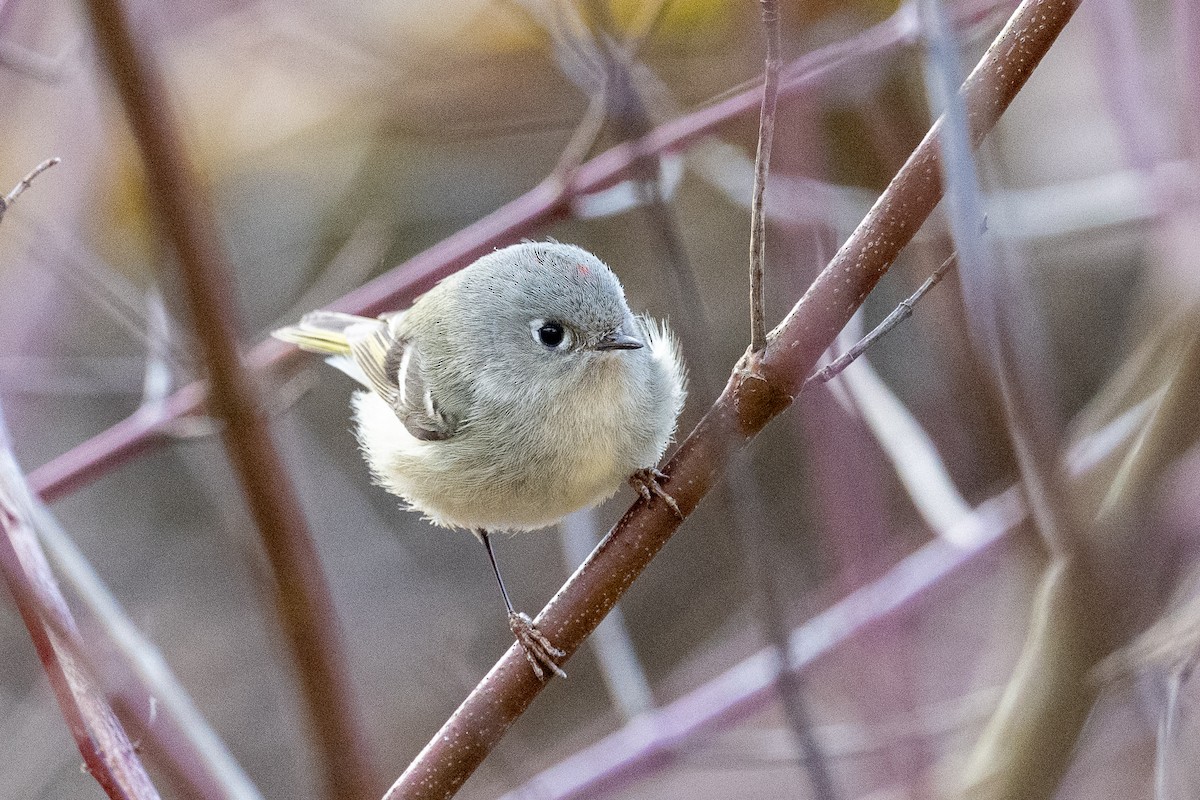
81 2 378 799
0 498 156 800
382 0 1082 797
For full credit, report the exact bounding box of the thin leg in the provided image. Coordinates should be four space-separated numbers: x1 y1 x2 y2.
476 530 566 680
479 529 516 614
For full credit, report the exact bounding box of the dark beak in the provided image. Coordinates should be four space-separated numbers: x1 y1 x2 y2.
595 330 644 351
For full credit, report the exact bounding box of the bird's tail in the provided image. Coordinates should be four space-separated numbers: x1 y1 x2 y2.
272 311 372 356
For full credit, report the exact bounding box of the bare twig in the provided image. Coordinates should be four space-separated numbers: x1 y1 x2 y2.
728 450 841 800
80 2 379 799
0 157 60 225
569 18 838 790
916 3 1118 798
551 83 610 178
804 253 957 389
382 1 1081 797
749 0 781 354
0 152 155 800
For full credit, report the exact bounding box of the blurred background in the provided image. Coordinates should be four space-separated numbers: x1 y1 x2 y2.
1 0 1198 798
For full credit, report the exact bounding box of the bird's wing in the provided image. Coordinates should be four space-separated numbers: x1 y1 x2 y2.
274 310 458 441
377 334 458 442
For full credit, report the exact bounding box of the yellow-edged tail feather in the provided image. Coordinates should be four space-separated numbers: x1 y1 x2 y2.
271 311 373 356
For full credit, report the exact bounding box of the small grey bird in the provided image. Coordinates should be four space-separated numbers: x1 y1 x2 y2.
274 241 686 677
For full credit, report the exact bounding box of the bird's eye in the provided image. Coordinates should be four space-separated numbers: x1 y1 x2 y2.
537 322 565 347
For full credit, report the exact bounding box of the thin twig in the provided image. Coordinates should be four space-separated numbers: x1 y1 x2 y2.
0 157 60 225
0 526 148 800
550 85 610 179
80 2 379 798
382 1 1081 796
0 153 153 800
728 450 841 800
803 253 957 389
590 13 839 791
749 0 781 354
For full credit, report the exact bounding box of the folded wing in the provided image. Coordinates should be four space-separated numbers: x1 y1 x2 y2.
273 310 457 441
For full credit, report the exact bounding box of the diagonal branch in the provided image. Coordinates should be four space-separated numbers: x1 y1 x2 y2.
0 418 159 800
80 2 379 798
498 488 1024 800
383 0 1083 797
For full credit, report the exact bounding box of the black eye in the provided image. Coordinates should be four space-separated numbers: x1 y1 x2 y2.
537 322 565 348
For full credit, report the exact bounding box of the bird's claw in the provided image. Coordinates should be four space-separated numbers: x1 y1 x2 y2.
629 467 682 518
508 611 566 680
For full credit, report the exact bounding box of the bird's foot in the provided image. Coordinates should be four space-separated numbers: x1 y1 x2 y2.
629 467 682 518
508 611 566 680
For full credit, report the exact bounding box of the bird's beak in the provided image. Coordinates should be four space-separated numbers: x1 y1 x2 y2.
594 330 644 351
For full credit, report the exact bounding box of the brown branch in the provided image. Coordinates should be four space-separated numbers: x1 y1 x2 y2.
498 488 1024 800
382 0 1082 797
33 490 265 800
962 326 1200 799
0 154 155 800
0 518 152 800
0 437 158 800
80 3 379 799
749 0 781 354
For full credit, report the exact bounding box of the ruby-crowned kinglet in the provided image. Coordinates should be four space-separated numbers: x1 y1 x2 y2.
274 241 686 678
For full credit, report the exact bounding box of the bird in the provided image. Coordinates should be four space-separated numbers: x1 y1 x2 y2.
273 241 686 678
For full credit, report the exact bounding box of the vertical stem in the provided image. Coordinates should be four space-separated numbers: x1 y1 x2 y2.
80 3 379 798
749 0 781 354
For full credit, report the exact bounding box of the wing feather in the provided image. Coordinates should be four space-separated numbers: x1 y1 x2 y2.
274 310 458 441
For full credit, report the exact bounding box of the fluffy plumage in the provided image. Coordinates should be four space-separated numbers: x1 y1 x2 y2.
275 241 686 533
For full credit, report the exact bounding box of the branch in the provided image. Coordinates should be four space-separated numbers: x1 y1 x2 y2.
0 420 158 800
0 156 156 800
383 0 1082 797
35 500 264 800
500 490 1023 800
80 2 379 798
804 252 957 389
749 0 781 353
0 157 60 224
27 0 1020 504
